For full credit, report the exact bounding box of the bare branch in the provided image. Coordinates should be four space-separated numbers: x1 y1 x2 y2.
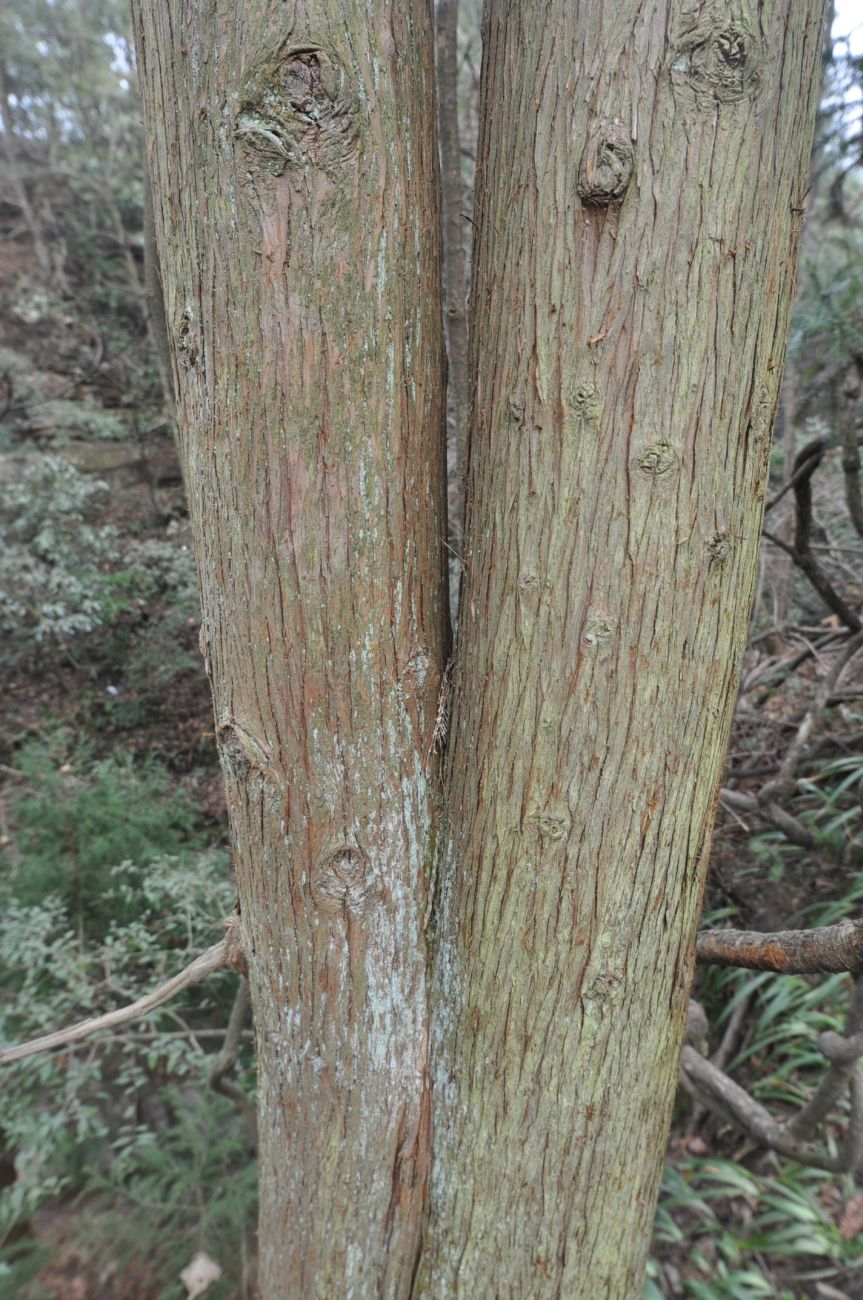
718 788 817 850
0 916 242 1066
209 975 257 1149
681 1044 863 1173
787 977 863 1142
760 632 863 801
696 919 863 975
841 365 863 541
763 437 863 632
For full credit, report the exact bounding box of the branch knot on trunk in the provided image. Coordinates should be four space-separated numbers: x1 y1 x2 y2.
670 15 763 105
235 44 358 177
577 123 634 206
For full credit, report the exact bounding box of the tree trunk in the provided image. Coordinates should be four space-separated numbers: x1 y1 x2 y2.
0 60 55 287
129 5 447 1297
133 0 828 1296
420 2 827 1295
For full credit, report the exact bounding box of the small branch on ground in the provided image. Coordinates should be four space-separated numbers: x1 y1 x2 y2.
759 631 863 802
682 979 863 1174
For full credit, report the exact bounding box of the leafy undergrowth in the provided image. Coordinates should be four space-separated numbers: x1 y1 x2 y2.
649 858 863 1297
0 748 257 1299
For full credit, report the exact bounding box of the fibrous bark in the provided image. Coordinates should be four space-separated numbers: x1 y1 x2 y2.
133 0 829 1294
421 3 828 1295
130 5 446 1297
436 0 470 601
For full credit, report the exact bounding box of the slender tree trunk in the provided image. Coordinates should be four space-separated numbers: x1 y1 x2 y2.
0 60 55 286
773 365 798 625
130 5 447 1297
420 2 827 1295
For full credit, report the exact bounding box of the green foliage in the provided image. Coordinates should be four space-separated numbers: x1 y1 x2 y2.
790 228 863 379
650 1158 862 1298
651 878 863 1296
81 1088 257 1298
116 536 202 692
0 455 201 687
34 400 127 443
2 738 209 935
0 455 116 651
0 817 252 1296
0 0 162 412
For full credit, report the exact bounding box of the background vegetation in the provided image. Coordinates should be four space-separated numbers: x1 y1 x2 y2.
1 1 862 1296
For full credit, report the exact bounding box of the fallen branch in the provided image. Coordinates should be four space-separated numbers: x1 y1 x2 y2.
759 631 863 803
682 978 863 1174
680 1044 863 1173
787 975 863 1141
0 915 243 1066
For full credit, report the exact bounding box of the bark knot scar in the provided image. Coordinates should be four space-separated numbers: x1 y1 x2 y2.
636 441 678 479
583 617 616 649
311 842 370 916
525 812 571 843
235 44 358 176
585 969 623 1004
577 123 634 206
670 19 763 104
223 913 248 976
508 392 526 424
708 531 732 567
218 720 274 783
176 309 199 371
565 381 602 434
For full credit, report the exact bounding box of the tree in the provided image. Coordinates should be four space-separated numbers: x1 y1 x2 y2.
129 1 828 1295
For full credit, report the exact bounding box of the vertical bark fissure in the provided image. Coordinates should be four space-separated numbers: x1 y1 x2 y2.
142 153 176 418
435 0 469 615
131 4 446 1297
422 3 828 1296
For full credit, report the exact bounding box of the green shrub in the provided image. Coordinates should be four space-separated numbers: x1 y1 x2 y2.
0 846 252 1297
2 738 211 938
0 456 116 653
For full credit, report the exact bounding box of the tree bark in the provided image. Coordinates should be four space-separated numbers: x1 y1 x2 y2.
142 153 176 418
133 0 829 1295
130 5 447 1297
421 2 828 1296
435 0 469 605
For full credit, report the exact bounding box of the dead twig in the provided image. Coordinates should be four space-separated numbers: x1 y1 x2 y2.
209 975 257 1149
0 915 242 1066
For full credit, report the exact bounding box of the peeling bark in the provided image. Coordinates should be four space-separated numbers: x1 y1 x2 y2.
130 5 446 1296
